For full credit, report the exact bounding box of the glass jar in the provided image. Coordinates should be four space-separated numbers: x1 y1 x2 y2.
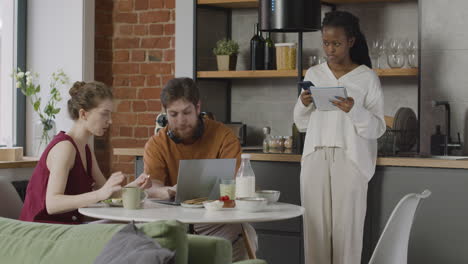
268 136 279 151
275 43 297 70
275 136 285 153
284 136 293 149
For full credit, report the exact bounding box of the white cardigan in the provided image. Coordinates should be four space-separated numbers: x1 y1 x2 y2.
294 63 386 180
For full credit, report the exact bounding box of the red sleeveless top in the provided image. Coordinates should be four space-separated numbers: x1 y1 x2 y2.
20 131 94 224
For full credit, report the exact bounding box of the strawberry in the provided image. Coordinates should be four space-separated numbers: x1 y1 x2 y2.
219 195 230 201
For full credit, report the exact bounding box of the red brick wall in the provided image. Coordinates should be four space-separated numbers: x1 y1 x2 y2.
95 0 175 176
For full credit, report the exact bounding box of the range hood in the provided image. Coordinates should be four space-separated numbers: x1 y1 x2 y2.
259 0 321 32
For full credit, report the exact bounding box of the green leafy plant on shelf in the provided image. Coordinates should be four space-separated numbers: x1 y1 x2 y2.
213 39 239 71
13 68 70 149
213 38 239 56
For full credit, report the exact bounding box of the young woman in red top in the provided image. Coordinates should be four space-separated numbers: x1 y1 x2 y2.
20 81 151 224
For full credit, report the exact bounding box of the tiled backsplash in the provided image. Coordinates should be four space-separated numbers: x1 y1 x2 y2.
420 0 468 155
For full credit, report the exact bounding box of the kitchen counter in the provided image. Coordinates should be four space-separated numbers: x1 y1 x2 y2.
0 157 39 169
113 148 468 169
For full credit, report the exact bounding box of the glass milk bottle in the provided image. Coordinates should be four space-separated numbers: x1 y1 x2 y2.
235 154 256 198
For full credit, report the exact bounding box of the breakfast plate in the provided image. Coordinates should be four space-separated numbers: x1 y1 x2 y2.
179 197 209 208
101 198 123 207
180 203 204 208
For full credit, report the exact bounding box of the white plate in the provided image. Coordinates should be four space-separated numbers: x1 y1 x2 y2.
101 200 123 207
180 203 204 208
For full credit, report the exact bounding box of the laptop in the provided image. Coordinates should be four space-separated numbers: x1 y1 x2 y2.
151 158 237 205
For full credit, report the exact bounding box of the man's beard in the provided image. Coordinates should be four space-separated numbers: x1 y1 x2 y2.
169 119 199 140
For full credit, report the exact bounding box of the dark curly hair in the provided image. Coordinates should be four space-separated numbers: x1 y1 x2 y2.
161 77 200 108
322 11 372 68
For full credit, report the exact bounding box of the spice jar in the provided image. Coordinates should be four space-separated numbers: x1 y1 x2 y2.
284 136 293 149
268 136 279 151
276 136 285 152
275 43 297 70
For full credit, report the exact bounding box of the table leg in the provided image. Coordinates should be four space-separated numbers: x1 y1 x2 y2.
241 224 256 259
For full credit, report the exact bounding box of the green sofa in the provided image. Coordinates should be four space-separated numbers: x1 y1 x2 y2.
0 217 266 264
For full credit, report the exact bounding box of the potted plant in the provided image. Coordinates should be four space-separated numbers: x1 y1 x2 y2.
13 68 69 154
213 38 239 71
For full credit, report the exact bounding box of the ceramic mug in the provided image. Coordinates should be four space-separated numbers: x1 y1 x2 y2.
122 187 142 209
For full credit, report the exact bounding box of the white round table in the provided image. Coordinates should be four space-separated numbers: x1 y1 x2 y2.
79 201 304 224
79 201 304 259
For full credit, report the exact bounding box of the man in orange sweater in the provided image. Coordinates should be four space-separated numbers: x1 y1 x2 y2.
144 77 256 261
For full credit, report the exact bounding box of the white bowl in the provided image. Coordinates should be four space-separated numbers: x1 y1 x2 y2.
203 200 224 211
255 190 280 203
236 197 268 212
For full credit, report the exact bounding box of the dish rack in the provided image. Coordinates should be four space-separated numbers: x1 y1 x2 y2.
378 128 418 156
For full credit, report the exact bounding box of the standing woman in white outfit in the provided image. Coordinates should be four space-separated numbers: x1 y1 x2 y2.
294 11 386 264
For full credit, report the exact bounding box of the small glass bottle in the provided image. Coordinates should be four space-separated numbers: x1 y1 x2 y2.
262 127 271 153
235 154 256 198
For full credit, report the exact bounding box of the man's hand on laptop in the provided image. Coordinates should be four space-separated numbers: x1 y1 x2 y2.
145 180 177 200
167 185 177 198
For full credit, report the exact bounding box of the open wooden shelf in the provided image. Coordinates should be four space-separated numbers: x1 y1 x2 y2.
198 70 299 78
197 68 418 79
375 68 418 77
197 0 402 8
197 0 258 8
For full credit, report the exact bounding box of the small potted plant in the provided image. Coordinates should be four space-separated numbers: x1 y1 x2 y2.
213 38 239 71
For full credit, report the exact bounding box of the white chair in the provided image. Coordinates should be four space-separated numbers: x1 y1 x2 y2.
368 189 431 264
0 179 24 219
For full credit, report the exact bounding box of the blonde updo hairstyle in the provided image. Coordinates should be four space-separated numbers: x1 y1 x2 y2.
67 81 113 120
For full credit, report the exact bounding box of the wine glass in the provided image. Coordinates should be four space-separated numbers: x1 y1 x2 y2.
387 53 405 68
403 39 417 55
407 52 418 68
369 40 380 68
370 40 386 68
387 39 404 55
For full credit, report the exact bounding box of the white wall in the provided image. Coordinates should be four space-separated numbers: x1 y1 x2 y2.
175 0 194 78
26 0 94 155
0 0 15 146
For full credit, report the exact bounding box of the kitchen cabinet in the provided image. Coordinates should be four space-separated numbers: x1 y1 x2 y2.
126 147 466 264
